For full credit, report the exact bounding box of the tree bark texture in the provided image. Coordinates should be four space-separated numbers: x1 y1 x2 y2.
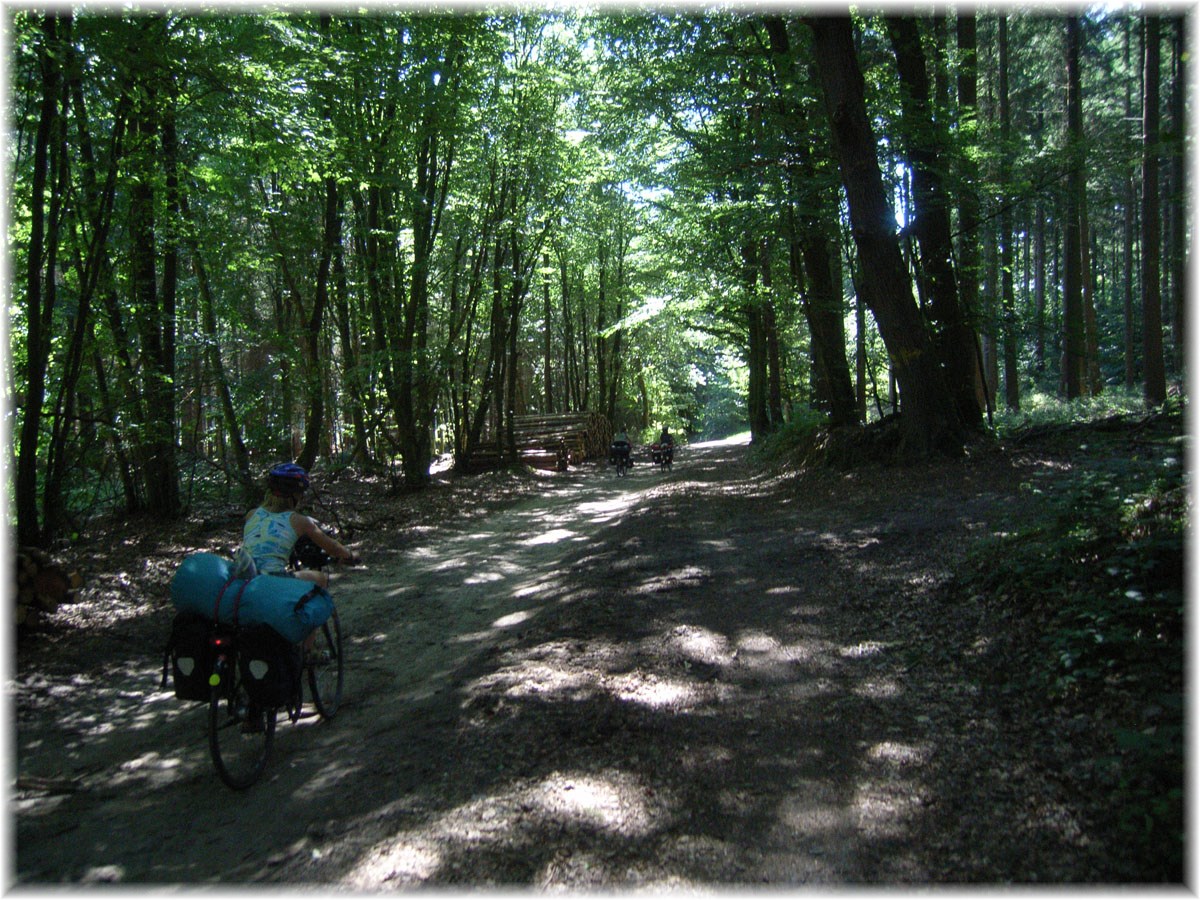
808 14 962 455
885 14 983 425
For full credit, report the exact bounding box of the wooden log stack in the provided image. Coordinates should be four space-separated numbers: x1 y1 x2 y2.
15 547 82 627
512 411 612 468
457 411 613 473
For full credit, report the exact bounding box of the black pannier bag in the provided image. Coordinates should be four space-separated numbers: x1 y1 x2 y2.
162 611 217 701
237 625 303 711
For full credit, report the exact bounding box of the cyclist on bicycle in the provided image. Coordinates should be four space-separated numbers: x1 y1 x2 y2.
611 427 632 467
236 463 358 591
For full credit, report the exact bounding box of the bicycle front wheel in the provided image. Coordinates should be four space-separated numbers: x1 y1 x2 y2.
308 607 344 718
209 659 276 790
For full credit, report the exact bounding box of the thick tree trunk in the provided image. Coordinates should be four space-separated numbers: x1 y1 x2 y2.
808 14 962 456
885 14 983 425
762 15 858 428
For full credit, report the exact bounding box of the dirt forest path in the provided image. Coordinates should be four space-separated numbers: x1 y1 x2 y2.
14 436 1110 885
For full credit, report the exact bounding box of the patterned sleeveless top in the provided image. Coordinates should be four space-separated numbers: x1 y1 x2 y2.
242 508 298 575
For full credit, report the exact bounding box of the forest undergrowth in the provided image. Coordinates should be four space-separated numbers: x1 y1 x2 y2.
756 394 1187 880
956 404 1186 879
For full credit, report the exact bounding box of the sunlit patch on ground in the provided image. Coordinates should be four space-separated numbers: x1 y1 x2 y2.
464 569 507 586
347 838 443 887
839 641 889 658
866 741 931 768
609 672 703 709
634 566 710 594
520 528 580 546
529 771 658 833
851 678 901 699
664 625 729 665
108 751 187 790
772 780 855 844
347 769 665 888
491 609 536 629
291 757 365 795
853 782 927 840
778 638 838 667
574 495 640 524
467 644 600 701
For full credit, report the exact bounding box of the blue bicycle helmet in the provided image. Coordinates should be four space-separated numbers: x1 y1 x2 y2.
267 463 310 496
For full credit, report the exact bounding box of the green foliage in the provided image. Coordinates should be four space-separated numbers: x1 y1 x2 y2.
748 406 828 465
991 386 1149 433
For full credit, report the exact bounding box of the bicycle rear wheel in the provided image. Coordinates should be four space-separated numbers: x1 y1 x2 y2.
308 607 344 718
209 658 276 790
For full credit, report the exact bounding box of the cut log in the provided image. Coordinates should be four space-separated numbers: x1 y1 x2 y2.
15 547 82 627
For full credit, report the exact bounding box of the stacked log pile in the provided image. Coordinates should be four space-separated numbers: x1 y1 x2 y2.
458 411 612 473
513 411 612 466
15 547 82 627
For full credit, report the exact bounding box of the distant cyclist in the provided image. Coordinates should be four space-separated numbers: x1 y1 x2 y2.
611 427 632 467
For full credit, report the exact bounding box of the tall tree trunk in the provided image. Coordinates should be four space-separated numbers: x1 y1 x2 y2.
760 239 784 429
1081 209 1103 395
808 14 962 456
1063 16 1088 400
762 15 858 428
1142 14 1167 406
1167 16 1186 373
37 15 76 540
1035 193 1048 377
129 20 180 516
180 184 254 496
332 183 368 464
297 175 337 470
558 252 580 413
885 14 983 425
998 16 1020 410
16 13 64 546
1122 20 1138 389
855 275 867 422
504 233 524 464
67 51 140 510
741 240 771 441
542 251 554 412
955 13 988 415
